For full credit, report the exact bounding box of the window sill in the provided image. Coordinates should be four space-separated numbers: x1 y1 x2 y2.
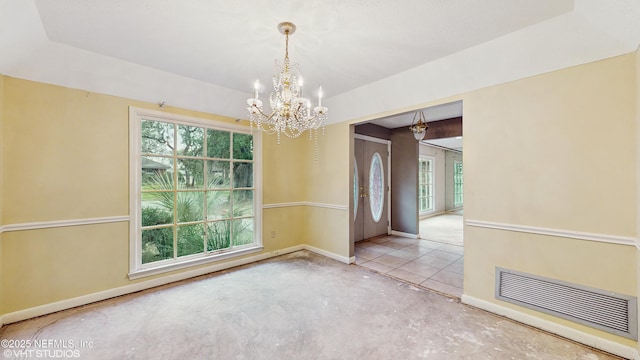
128 245 264 280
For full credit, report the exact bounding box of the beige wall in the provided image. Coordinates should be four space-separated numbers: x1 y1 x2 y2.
636 45 640 355
419 144 446 215
463 53 637 346
3 223 129 311
445 150 462 211
464 53 636 235
0 74 4 316
260 121 351 258
304 122 350 257
261 131 308 252
3 80 129 223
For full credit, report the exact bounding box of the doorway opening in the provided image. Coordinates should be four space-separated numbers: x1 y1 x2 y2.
351 100 464 298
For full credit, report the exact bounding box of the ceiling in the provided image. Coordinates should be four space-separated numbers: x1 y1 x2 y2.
1 1 639 124
32 0 572 97
365 100 462 128
366 100 464 151
422 137 463 152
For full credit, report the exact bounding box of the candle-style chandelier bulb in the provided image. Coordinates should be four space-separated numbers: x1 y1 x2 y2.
246 22 327 143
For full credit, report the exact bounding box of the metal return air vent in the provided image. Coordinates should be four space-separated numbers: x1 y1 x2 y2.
495 267 637 340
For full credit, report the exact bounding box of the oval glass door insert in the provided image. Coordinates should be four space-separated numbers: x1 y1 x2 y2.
369 152 384 223
353 157 359 221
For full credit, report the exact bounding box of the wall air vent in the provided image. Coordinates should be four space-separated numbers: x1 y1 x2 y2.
495 267 637 340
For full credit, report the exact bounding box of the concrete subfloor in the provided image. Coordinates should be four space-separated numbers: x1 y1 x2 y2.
0 251 622 359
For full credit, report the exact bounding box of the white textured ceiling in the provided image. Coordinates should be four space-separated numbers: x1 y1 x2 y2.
34 0 573 97
367 101 462 129
1 1 639 124
423 137 463 152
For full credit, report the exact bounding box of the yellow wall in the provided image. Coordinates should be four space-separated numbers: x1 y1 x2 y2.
262 133 308 251
636 45 640 356
0 74 4 224
3 81 129 223
261 121 351 259
0 77 316 315
1 74 5 316
465 54 636 235
3 223 129 311
463 53 637 345
262 134 307 204
304 122 350 257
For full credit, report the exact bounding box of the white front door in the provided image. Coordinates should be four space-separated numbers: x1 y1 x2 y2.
354 138 389 242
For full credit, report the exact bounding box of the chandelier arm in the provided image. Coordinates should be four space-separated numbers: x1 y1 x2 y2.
246 21 327 143
251 104 279 123
250 105 269 120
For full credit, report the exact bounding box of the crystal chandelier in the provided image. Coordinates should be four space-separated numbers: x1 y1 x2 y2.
246 22 328 143
409 111 429 141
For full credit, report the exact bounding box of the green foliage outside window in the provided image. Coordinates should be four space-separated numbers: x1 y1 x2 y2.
140 119 255 265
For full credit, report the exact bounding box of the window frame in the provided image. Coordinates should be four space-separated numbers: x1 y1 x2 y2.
453 160 463 208
128 107 262 279
418 156 434 214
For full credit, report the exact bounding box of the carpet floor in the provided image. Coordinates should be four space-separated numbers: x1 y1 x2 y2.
0 251 622 359
419 214 464 246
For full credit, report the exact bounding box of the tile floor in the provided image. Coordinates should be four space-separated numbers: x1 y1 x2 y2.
355 235 464 297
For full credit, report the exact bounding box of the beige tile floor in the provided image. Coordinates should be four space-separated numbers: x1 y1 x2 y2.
355 235 464 297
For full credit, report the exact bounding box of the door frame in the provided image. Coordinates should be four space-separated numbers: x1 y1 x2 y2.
354 134 391 237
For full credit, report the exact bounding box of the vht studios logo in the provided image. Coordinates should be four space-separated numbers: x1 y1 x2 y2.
4 349 81 358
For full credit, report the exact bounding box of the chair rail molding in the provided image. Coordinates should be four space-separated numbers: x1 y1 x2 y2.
0 216 130 234
465 219 636 247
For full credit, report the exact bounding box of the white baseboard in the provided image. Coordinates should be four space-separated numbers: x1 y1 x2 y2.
302 244 352 264
461 294 640 360
390 230 419 239
419 211 445 220
0 244 348 327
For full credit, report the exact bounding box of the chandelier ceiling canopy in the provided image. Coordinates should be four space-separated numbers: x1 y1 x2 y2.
246 22 327 143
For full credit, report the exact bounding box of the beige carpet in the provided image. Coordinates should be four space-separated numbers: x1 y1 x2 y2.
419 214 464 246
0 251 620 359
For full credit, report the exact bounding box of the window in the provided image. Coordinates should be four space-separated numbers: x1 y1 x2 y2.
454 160 463 207
353 157 359 221
129 108 261 278
369 152 384 223
418 157 433 212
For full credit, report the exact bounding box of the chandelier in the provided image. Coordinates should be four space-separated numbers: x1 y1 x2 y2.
409 111 429 141
246 22 328 143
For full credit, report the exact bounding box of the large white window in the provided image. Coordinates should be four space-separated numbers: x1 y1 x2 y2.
418 157 434 213
454 160 463 208
129 108 261 278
